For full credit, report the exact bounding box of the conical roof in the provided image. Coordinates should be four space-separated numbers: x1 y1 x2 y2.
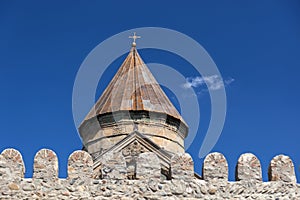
83 46 187 127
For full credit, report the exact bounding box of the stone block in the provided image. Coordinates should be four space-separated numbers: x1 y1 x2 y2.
236 153 262 181
101 152 127 180
171 153 194 180
33 149 58 182
203 152 228 181
136 152 161 179
0 148 24 181
268 154 296 183
68 150 93 185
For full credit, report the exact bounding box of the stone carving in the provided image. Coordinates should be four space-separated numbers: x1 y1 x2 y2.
268 154 296 183
236 153 262 181
121 140 147 157
136 152 161 179
121 140 151 179
171 153 194 181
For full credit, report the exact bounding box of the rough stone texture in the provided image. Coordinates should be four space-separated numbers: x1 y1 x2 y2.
268 154 296 183
136 152 161 179
0 148 24 181
101 152 127 180
1 176 299 199
203 152 228 182
0 148 299 199
33 149 58 183
67 150 93 186
171 153 194 181
236 153 262 181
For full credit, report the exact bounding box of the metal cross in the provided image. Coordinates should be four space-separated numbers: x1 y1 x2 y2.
129 32 141 44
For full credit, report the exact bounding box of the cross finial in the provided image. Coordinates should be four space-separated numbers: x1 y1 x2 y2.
129 32 141 47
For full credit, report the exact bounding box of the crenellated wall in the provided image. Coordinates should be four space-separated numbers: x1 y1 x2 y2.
0 148 299 199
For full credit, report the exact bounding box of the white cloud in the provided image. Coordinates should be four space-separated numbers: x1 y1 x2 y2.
182 75 234 91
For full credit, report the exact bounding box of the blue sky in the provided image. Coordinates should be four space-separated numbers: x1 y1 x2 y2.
0 1 299 181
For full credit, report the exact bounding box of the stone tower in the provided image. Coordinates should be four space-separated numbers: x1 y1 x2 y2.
79 35 188 179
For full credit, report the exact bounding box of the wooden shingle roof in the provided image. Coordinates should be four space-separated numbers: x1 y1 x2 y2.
83 46 187 127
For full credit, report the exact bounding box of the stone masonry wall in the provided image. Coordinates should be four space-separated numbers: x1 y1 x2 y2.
0 148 299 199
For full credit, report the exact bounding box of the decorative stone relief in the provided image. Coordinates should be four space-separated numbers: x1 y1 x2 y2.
121 140 150 179
121 140 147 157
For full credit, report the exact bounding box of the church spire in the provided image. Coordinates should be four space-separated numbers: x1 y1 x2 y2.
79 37 188 166
83 40 187 128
